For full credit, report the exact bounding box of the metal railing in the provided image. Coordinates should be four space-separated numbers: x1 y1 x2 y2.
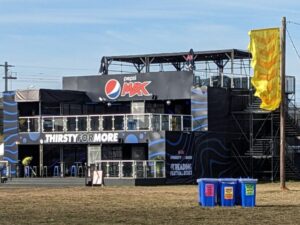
286 144 296 166
194 72 251 89
286 100 300 128
19 113 192 133
194 73 295 91
93 160 165 179
286 76 295 94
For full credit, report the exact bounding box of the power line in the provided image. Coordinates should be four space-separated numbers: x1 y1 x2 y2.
17 75 61 78
287 21 300 26
17 76 61 81
18 78 60 81
286 27 300 61
17 64 95 71
15 78 61 83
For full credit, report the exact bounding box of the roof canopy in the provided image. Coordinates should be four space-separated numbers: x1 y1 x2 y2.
15 89 90 103
99 49 251 74
102 49 251 65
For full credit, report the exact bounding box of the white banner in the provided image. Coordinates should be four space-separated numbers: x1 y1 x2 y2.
43 133 119 144
92 170 103 186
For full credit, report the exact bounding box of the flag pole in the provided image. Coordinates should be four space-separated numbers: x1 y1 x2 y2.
280 16 287 190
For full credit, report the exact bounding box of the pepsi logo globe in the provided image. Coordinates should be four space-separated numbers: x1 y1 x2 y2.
105 79 121 99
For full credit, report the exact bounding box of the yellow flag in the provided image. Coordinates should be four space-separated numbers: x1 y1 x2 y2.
248 28 281 111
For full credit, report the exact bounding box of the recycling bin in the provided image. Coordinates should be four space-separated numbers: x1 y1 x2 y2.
197 178 219 207
239 178 258 207
219 179 237 207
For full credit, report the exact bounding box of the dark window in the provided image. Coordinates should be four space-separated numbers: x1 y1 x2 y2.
69 104 82 115
42 103 60 115
18 102 39 116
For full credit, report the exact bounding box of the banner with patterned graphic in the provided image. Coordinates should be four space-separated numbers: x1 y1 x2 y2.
249 28 281 111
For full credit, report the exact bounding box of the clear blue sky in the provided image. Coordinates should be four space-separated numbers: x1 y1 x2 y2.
1 0 300 101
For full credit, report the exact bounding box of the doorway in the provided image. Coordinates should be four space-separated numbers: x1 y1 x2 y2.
18 145 39 177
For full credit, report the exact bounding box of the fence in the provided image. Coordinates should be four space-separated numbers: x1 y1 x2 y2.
93 160 165 179
19 113 192 133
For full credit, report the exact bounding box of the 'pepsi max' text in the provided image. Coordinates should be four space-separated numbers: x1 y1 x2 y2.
104 78 152 100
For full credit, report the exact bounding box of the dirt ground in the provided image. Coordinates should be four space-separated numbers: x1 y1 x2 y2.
0 182 299 225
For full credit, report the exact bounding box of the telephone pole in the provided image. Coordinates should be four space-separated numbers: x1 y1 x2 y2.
0 61 16 92
280 17 287 190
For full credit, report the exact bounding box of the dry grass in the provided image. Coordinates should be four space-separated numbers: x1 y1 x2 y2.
0 182 300 225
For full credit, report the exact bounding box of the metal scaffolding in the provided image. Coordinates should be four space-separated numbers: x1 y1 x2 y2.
230 80 300 181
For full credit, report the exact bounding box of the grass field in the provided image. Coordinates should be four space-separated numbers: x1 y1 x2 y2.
0 182 300 225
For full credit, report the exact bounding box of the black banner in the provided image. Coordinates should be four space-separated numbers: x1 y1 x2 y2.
63 71 193 102
166 131 233 184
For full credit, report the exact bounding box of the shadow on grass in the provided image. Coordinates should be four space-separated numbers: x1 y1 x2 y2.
260 189 300 194
257 205 300 208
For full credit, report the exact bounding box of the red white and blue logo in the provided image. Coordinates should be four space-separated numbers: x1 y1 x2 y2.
105 79 121 100
104 78 152 100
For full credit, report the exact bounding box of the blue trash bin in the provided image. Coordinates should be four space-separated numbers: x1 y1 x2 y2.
218 178 238 205
219 179 237 207
197 178 219 207
239 178 258 207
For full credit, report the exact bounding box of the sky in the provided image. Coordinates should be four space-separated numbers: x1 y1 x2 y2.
1 0 300 101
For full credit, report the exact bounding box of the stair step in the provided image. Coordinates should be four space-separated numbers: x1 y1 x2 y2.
273 158 300 179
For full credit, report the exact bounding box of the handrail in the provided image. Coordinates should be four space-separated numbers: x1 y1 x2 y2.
19 113 193 133
93 160 165 179
19 113 191 119
94 160 165 163
286 143 296 165
286 99 300 126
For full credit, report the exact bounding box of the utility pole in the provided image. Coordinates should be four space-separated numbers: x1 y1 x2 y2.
280 17 287 190
0 61 16 92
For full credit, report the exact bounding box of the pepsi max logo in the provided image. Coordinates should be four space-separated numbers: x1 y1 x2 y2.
105 79 121 99
104 79 152 99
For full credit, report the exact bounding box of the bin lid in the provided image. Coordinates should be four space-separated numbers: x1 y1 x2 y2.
219 180 237 185
238 178 258 183
219 181 236 185
196 178 219 183
218 178 238 182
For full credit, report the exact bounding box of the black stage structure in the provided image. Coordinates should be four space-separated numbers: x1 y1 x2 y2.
3 49 300 185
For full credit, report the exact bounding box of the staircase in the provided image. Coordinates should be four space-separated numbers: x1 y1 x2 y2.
245 139 272 158
246 96 300 180
272 112 300 136
245 97 273 158
246 97 270 113
272 102 300 179
273 157 300 180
